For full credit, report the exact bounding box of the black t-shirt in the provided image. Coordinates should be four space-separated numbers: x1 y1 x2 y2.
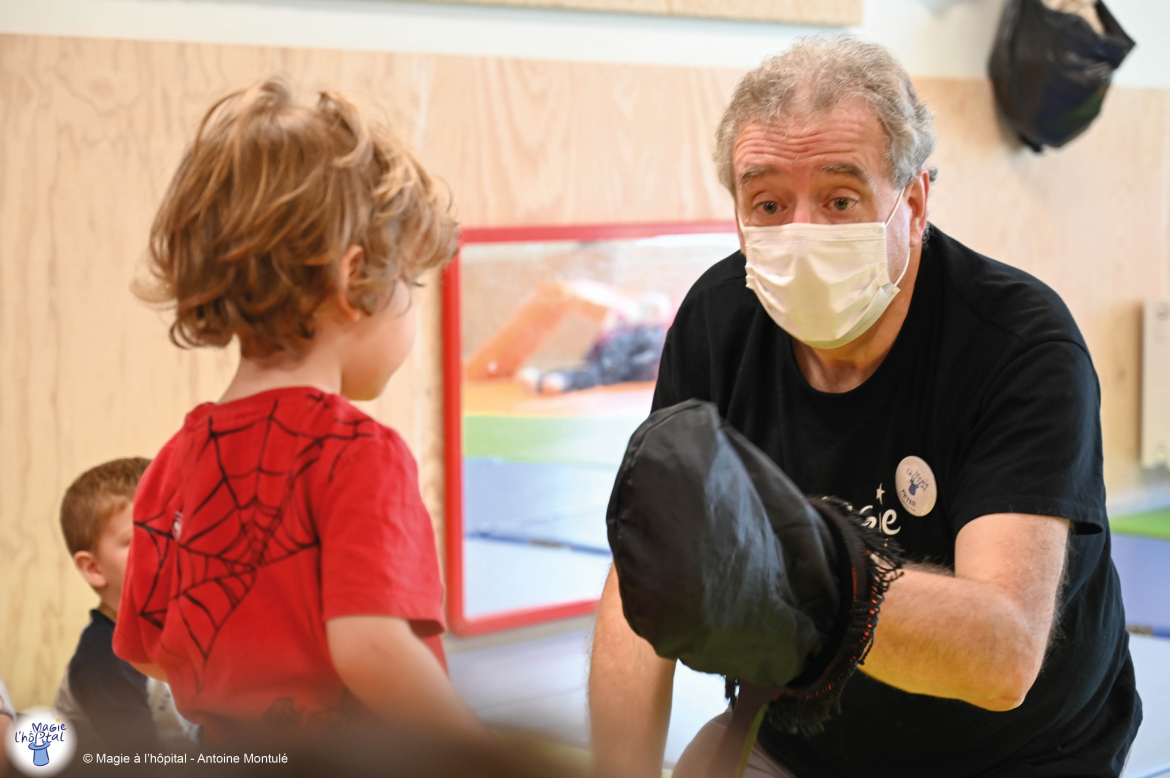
653 227 1141 777
67 610 158 750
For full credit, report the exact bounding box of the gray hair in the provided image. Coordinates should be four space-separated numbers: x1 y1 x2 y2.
714 36 938 194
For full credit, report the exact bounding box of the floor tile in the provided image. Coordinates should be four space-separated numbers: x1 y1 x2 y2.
448 622 1170 775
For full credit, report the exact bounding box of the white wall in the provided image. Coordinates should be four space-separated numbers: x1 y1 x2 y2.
1 0 1167 87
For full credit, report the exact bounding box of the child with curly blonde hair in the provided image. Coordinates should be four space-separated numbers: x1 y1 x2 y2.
113 78 484 744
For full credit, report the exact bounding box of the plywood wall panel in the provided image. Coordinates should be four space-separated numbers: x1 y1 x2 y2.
670 0 860 24
0 33 742 709
420 58 738 226
0 35 440 709
2 32 1168 709
920 79 1170 504
418 0 862 25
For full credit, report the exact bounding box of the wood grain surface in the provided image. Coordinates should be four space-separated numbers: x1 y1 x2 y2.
920 79 1170 504
1 32 1166 708
418 0 862 25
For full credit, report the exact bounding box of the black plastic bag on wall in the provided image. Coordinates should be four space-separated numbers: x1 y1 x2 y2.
989 0 1135 152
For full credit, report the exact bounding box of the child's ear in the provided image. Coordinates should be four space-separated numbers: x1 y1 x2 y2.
334 245 366 321
73 550 108 590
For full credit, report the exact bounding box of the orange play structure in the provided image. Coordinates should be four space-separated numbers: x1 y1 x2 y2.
463 377 655 418
464 280 641 380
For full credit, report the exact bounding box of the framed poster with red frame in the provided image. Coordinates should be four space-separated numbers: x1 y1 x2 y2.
442 221 738 636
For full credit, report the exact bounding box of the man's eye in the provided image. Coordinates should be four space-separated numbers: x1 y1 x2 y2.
832 198 853 211
759 202 778 215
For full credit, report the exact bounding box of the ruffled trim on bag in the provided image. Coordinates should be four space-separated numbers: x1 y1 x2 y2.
729 497 905 738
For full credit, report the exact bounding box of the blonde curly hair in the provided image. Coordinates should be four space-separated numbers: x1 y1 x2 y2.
142 77 458 358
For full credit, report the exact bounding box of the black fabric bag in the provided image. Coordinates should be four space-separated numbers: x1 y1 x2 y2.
606 400 902 738
989 0 1135 151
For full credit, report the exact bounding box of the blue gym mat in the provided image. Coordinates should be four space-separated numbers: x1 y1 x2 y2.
459 469 1170 622
1112 534 1170 638
463 458 613 555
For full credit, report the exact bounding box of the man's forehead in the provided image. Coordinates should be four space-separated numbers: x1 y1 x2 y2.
732 103 886 185
737 161 872 186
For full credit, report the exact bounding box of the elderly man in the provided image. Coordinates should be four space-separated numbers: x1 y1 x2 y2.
589 37 1140 778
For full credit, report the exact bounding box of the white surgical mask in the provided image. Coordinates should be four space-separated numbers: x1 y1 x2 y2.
741 194 909 350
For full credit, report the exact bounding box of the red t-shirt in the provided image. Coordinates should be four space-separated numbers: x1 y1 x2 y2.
113 387 446 739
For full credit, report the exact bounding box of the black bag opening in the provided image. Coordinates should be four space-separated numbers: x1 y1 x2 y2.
989 0 1135 151
606 400 903 736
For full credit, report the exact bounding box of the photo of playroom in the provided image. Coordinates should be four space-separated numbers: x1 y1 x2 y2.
449 227 739 628
6 4 1170 774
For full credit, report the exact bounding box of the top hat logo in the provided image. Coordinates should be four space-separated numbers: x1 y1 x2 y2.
895 456 937 517
5 707 76 776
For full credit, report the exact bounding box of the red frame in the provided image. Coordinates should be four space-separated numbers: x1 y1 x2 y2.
442 221 736 636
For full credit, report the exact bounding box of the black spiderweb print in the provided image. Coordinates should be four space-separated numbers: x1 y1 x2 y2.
135 392 375 682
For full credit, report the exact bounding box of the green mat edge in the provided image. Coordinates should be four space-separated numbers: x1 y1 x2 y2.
1110 509 1170 541
462 413 642 468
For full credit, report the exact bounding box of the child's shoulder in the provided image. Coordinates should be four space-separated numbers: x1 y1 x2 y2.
68 610 142 688
274 389 414 464
73 610 116 661
148 388 416 486
167 387 406 448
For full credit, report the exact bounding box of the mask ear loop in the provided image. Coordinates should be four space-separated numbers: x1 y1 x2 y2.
885 186 911 287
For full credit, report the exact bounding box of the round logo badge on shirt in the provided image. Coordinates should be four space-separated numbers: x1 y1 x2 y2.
5 706 76 776
895 456 937 517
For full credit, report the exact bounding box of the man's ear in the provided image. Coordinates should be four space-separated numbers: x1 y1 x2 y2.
74 550 108 590
908 170 931 249
334 245 366 321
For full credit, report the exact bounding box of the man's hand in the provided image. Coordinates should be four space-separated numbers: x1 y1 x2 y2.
326 616 490 742
589 566 677 778
860 513 1069 710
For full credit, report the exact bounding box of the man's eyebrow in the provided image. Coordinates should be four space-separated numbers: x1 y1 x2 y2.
737 164 776 186
820 163 871 183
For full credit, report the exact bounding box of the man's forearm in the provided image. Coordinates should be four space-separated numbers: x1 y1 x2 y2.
859 566 1047 710
589 567 675 778
859 514 1068 710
